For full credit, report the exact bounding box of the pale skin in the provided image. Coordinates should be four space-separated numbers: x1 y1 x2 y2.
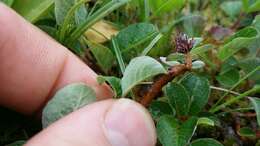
0 3 156 146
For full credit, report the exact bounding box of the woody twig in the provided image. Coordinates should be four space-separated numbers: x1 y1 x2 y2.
140 34 194 107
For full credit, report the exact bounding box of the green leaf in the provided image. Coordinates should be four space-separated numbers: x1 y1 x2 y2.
157 116 198 146
150 0 185 16
115 23 159 57
220 1 242 18
190 138 223 146
217 27 260 61
12 0 54 23
181 73 210 115
243 0 260 13
197 117 215 126
238 127 256 138
86 40 115 73
121 56 167 96
0 0 14 6
249 97 260 126
216 68 240 87
190 44 213 56
148 101 174 120
97 76 122 98
6 140 26 146
239 58 260 81
42 83 96 128
55 0 75 25
165 82 190 116
183 14 205 37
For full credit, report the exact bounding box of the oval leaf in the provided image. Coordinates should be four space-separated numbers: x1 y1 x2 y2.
181 73 210 115
148 101 175 120
165 82 190 116
42 83 96 128
157 116 198 146
190 138 223 146
121 56 167 96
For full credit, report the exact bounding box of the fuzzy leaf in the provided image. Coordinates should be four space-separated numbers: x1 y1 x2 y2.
181 73 210 115
192 60 205 69
190 138 223 146
165 82 190 116
121 56 167 96
42 83 96 128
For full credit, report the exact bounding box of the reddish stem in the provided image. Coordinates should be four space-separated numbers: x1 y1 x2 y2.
140 53 192 107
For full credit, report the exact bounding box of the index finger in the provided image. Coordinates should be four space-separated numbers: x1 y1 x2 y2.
0 3 113 115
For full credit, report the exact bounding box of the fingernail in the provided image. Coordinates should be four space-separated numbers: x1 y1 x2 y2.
103 98 156 146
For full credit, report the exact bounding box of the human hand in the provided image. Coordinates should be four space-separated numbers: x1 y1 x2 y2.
0 3 156 146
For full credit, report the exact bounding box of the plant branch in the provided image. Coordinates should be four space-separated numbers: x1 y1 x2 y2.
140 53 192 107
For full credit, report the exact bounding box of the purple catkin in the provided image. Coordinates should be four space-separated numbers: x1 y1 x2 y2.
175 33 195 54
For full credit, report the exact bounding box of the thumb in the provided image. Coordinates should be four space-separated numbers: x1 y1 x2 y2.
25 99 156 146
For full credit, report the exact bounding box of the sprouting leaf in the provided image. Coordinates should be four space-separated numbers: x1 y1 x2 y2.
121 56 167 96
216 68 240 87
181 73 210 115
190 138 223 146
192 60 205 69
238 127 256 138
220 1 242 18
42 83 96 128
97 76 122 98
115 23 159 58
249 97 260 126
217 27 260 61
6 140 26 146
148 101 175 120
0 0 14 6
86 40 115 73
12 0 54 23
165 82 190 116
197 117 215 126
157 116 198 146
